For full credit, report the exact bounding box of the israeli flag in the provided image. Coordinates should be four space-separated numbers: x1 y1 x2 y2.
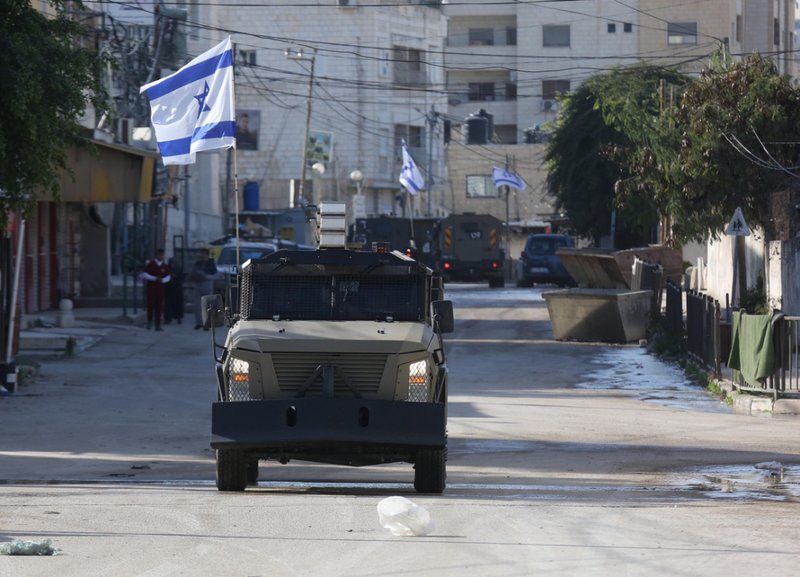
399 141 425 195
492 166 526 191
140 37 236 165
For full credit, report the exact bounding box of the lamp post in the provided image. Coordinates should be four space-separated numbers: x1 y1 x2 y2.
349 169 365 224
285 47 317 207
311 161 326 205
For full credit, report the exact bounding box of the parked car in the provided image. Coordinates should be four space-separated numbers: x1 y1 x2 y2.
517 233 575 287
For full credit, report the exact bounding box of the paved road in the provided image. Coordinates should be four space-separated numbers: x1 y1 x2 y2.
1 284 799 576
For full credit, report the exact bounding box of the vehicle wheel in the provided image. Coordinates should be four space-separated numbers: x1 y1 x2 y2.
247 460 259 485
216 449 247 492
414 448 446 494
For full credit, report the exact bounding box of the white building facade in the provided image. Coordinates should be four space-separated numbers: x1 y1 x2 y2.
219 0 449 224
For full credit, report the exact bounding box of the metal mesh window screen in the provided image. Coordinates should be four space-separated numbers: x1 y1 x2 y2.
407 360 429 402
227 358 252 401
240 263 425 321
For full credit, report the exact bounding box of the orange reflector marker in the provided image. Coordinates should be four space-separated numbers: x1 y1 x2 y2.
232 373 248 382
409 376 426 385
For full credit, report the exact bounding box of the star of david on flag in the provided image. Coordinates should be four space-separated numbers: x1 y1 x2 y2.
140 37 236 165
491 166 526 191
399 141 425 195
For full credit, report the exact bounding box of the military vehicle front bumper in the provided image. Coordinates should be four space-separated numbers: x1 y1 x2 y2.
211 398 446 458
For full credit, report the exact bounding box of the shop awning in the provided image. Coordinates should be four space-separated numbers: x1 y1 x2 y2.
58 139 158 203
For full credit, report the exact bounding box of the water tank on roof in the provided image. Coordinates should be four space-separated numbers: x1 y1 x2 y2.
476 108 494 142
464 113 489 145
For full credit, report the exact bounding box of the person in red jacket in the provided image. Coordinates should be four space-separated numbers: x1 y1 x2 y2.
141 248 171 331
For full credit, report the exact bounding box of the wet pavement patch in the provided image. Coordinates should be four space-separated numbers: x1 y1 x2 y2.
672 462 800 501
576 347 729 413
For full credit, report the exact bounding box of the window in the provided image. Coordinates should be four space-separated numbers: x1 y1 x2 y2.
506 27 517 46
393 46 426 86
395 124 424 153
238 49 256 66
608 23 617 34
505 82 517 101
468 82 495 102
774 18 780 46
735 14 742 43
466 175 498 198
624 22 632 33
542 79 570 100
469 28 494 46
543 25 570 47
667 22 697 45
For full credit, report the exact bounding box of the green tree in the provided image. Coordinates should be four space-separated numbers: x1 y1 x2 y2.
619 53 800 243
0 0 108 223
545 65 688 246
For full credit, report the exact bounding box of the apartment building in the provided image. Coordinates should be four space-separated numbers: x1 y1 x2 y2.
219 0 448 221
638 0 795 76
444 0 640 145
442 0 795 233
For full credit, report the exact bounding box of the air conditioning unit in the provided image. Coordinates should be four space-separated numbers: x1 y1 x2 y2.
542 99 558 112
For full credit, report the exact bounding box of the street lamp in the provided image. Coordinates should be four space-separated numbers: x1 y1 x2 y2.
285 47 317 207
311 161 326 205
349 169 365 222
349 169 363 196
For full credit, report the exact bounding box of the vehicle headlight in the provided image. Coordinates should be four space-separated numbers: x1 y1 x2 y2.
227 358 251 401
407 360 430 402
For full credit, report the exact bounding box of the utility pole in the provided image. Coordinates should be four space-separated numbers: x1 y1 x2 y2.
286 47 317 206
425 106 438 216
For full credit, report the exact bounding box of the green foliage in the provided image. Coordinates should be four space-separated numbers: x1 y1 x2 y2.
0 0 109 222
545 65 689 244
620 52 800 244
739 276 769 314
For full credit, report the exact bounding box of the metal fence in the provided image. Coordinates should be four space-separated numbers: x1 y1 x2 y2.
664 280 800 396
732 315 800 398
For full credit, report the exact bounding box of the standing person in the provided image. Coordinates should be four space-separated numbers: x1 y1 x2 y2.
141 248 171 331
164 255 184 325
192 248 218 330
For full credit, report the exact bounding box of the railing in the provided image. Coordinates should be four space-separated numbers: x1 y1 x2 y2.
664 280 684 338
733 315 800 398
685 290 721 376
664 279 799 397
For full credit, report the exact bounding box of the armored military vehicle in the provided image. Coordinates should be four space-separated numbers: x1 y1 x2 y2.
204 203 453 493
432 213 505 287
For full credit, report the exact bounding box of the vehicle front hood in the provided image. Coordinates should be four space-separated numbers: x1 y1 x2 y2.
228 320 432 354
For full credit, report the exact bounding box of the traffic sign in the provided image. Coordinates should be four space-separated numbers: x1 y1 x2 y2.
725 207 751 236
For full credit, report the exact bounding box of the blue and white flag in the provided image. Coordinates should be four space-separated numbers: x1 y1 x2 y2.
399 141 425 195
140 37 235 165
492 166 526 191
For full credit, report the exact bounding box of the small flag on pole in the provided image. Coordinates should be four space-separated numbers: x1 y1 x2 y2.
140 37 236 165
399 141 425 195
492 166 526 191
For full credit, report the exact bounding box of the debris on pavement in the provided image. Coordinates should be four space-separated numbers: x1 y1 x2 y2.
0 538 60 556
377 496 434 537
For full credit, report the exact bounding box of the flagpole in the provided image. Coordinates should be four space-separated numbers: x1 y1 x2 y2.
233 145 240 267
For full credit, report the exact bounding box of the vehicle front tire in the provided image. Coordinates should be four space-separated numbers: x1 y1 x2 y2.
414 448 446 494
216 449 248 492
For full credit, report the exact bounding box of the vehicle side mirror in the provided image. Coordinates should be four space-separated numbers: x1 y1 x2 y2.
202 294 225 329
432 300 454 334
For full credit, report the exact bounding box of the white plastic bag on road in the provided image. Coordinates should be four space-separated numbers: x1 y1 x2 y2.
377 496 434 536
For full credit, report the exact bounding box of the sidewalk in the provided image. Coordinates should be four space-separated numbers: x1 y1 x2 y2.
14 306 147 362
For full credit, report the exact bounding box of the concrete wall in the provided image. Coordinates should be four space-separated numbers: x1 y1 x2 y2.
704 230 766 312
